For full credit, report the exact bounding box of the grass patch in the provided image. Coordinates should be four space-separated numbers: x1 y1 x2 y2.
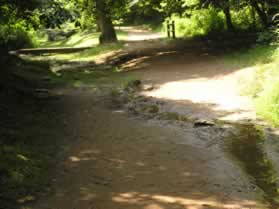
226 44 279 126
20 49 137 92
161 9 225 38
38 29 128 48
224 45 278 68
46 42 124 62
50 67 137 91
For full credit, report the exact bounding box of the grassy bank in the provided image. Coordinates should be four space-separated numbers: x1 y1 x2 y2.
226 44 279 125
37 29 128 48
0 88 69 209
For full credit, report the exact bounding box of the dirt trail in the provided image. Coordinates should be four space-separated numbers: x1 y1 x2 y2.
28 36 272 209
121 26 164 41
29 94 265 209
124 50 255 122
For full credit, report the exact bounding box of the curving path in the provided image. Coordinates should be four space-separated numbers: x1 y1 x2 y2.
28 36 272 209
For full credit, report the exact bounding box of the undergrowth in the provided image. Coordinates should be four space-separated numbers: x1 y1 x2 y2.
38 29 128 48
0 90 68 209
45 42 123 62
227 44 279 126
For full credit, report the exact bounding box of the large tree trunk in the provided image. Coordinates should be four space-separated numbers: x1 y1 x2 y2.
223 6 235 32
250 0 269 27
95 0 117 44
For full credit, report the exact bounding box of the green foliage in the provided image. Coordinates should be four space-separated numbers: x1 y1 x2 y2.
38 0 75 29
124 0 164 25
50 66 137 90
38 29 127 48
228 44 279 126
257 13 279 44
257 30 277 43
225 45 277 67
253 49 279 125
165 8 225 37
0 0 42 53
231 6 258 30
0 23 36 51
256 78 279 126
79 10 96 30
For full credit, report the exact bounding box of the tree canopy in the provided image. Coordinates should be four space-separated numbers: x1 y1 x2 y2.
0 0 278 49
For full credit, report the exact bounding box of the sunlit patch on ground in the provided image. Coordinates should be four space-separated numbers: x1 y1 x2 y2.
143 67 256 121
112 192 260 209
120 27 164 41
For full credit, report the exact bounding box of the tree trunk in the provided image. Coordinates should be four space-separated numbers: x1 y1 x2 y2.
223 6 235 32
250 0 268 27
95 0 117 44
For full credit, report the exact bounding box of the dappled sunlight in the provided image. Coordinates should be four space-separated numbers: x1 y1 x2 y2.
40 30 99 48
122 56 151 70
40 29 127 49
70 36 99 47
142 66 256 121
28 98 268 209
128 33 163 41
112 192 261 209
145 79 250 109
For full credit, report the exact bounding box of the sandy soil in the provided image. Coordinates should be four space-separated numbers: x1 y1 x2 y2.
28 28 270 209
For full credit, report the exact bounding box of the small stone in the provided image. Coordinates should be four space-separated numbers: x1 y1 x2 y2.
194 119 215 128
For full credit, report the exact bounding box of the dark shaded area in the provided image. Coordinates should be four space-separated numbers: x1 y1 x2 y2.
226 124 279 208
0 56 75 209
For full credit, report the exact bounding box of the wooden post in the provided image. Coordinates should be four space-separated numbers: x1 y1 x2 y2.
167 20 171 38
172 21 176 39
167 20 176 39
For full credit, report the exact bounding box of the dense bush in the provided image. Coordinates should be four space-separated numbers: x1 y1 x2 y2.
257 13 279 44
0 23 36 53
231 6 259 31
165 8 225 37
79 10 96 30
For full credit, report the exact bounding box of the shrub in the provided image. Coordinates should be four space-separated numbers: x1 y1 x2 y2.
256 79 279 125
239 46 279 125
0 22 35 53
164 7 225 38
231 6 261 31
